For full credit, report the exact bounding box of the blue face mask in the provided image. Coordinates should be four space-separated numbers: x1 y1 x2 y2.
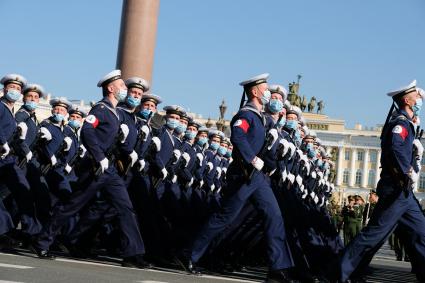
285 120 298 130
323 162 330 170
225 150 232 158
68 119 81 129
126 96 141 108
185 130 197 140
306 143 316 158
24 101 38 111
413 98 423 116
52 113 65 123
139 108 152 119
166 118 179 129
217 146 227 156
268 99 283 113
197 137 208 146
175 123 187 134
116 89 127 102
294 130 301 143
277 117 286 128
5 89 21 102
260 90 271 105
209 142 219 151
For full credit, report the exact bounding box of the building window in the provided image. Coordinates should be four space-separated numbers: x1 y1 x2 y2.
355 169 362 185
343 169 349 184
420 173 425 191
368 170 376 187
345 149 350 161
370 151 377 163
357 151 364 161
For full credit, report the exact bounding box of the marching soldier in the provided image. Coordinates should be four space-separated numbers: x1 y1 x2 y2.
32 70 150 269
187 73 296 283
0 74 41 238
336 80 425 282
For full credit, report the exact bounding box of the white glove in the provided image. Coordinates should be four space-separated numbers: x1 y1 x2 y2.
138 159 146 172
414 139 424 159
140 125 150 141
26 151 33 162
287 143 296 159
119 124 129 143
64 163 72 174
17 122 28 140
79 144 87 158
302 190 308 199
63 137 72 151
182 152 191 167
411 170 419 184
299 184 305 193
310 191 316 199
222 167 227 175
267 129 278 150
279 139 289 158
210 184 215 192
281 168 288 182
303 159 311 175
296 175 303 187
196 153 204 165
152 137 161 152
199 180 204 188
296 149 304 158
287 173 295 184
251 156 264 171
99 157 109 173
207 162 214 173
187 177 194 187
51 155 57 166
311 171 317 179
216 167 222 179
129 150 138 167
160 167 168 180
314 196 319 204
171 175 178 183
317 171 324 179
40 127 52 141
0 142 10 159
172 149 181 163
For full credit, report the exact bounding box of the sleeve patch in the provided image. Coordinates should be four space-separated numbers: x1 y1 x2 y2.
233 119 249 133
85 114 99 128
392 125 408 140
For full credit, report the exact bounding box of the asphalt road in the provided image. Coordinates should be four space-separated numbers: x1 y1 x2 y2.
0 250 418 283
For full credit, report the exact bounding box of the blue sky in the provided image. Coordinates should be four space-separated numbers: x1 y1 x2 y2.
1 0 424 128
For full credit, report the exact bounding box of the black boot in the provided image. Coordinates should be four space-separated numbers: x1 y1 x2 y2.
266 268 299 283
122 255 152 269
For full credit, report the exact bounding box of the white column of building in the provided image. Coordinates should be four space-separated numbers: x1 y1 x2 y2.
336 146 344 186
375 150 381 186
361 149 369 188
349 148 357 187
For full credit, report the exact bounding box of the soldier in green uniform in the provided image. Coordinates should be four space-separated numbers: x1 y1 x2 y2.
354 195 365 234
342 196 356 246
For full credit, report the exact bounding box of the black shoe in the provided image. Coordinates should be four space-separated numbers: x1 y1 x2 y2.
30 245 55 260
122 255 152 269
404 256 410 262
174 255 202 275
266 268 299 283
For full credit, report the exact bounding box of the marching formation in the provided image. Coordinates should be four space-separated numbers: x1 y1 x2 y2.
0 70 424 283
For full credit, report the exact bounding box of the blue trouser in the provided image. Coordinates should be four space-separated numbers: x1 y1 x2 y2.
191 171 293 270
0 199 13 235
35 165 145 257
0 162 41 235
339 177 425 281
